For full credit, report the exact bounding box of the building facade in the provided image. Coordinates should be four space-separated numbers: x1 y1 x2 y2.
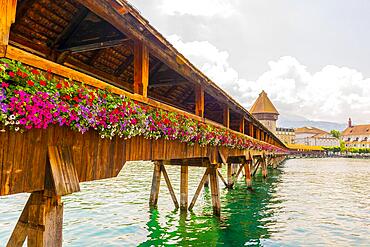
250 91 279 134
294 127 340 147
342 118 370 148
276 127 295 145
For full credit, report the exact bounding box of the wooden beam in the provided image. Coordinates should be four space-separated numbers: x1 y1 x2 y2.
0 0 17 46
149 161 161 207
149 80 186 88
244 162 252 188
134 40 149 97
249 123 254 138
180 165 188 211
188 168 209 211
223 106 229 128
149 60 163 79
161 164 179 209
114 54 133 76
15 0 36 20
195 85 204 117
209 166 221 216
50 7 89 49
217 169 228 187
227 164 233 189
62 38 131 53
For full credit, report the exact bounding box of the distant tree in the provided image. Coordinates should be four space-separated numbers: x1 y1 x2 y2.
330 130 341 139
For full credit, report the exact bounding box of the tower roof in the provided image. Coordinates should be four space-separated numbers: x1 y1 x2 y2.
250 91 279 115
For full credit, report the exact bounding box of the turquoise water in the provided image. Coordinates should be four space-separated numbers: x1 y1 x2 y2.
0 158 369 246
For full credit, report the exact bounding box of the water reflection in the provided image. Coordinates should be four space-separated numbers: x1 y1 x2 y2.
0 159 369 246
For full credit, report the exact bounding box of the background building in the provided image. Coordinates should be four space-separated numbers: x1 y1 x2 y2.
295 127 339 147
250 91 279 134
342 118 370 148
276 127 295 144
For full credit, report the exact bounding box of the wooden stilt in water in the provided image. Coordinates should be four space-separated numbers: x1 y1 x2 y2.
180 165 188 211
189 168 210 211
161 164 179 209
217 168 228 187
227 163 233 188
235 165 244 180
149 161 162 208
244 162 252 188
262 155 268 178
204 174 209 188
209 165 221 216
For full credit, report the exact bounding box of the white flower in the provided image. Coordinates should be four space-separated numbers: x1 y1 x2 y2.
16 120 20 125
9 115 15 120
101 135 105 139
15 127 19 131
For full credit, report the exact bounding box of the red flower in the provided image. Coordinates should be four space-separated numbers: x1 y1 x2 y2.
56 83 62 89
103 94 107 99
27 80 34 86
47 69 52 74
39 80 47 86
1 82 9 88
130 118 137 125
64 81 69 87
73 96 79 102
64 95 71 100
31 69 39 75
22 73 28 78
8 71 15 78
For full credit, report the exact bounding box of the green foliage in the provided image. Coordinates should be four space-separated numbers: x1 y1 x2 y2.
330 129 341 139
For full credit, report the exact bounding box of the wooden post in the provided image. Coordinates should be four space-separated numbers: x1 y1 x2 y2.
262 155 268 178
239 117 245 134
134 40 149 97
195 84 204 117
0 0 17 46
209 166 221 216
244 162 252 188
180 165 188 211
149 161 162 207
249 123 254 138
223 106 229 128
227 163 233 188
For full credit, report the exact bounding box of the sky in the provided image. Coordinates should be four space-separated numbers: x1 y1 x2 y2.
129 0 370 124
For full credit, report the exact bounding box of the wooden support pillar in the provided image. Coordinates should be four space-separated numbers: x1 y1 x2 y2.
239 117 245 134
209 166 221 216
0 0 17 46
223 106 229 128
262 155 268 178
149 161 162 207
244 162 252 188
227 163 233 188
7 145 79 247
249 123 254 138
134 40 149 97
180 165 188 211
195 84 204 117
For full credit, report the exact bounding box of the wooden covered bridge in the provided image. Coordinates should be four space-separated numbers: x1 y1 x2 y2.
1 0 287 246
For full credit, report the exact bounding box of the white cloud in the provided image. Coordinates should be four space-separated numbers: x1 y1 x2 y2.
168 35 370 124
159 0 238 18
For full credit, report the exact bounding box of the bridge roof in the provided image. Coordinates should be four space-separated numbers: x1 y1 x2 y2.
250 91 279 115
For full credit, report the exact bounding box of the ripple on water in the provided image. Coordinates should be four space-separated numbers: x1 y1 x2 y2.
0 158 369 246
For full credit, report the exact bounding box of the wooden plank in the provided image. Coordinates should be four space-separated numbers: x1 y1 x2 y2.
0 0 17 45
180 165 188 211
114 54 133 76
161 164 179 209
47 146 80 196
195 84 204 117
209 166 221 216
188 168 209 211
239 117 245 134
134 40 149 97
149 161 161 207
